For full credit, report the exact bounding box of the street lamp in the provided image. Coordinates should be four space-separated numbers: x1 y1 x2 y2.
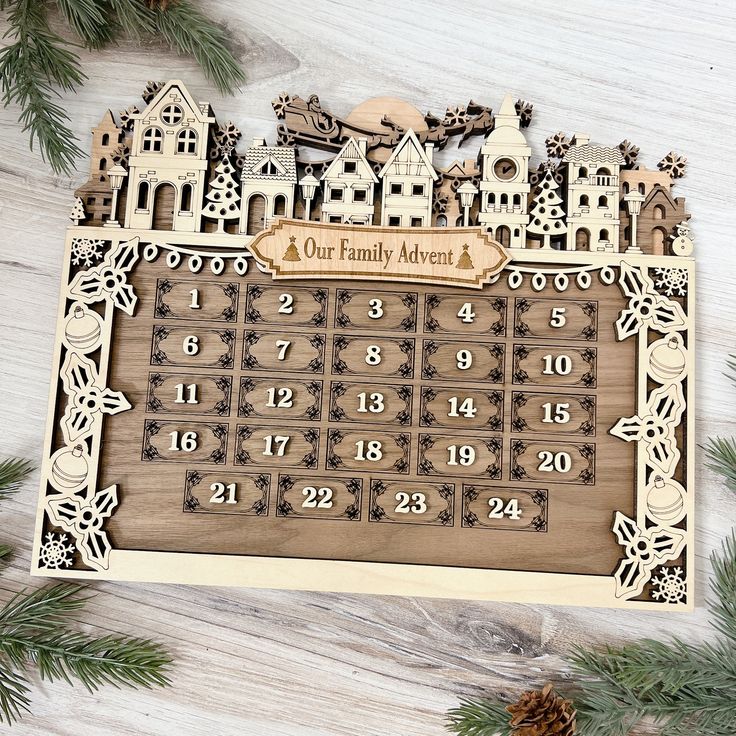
104 164 128 228
299 174 319 221
623 191 645 254
457 181 478 227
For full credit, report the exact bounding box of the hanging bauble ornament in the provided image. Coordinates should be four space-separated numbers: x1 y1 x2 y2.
64 304 102 352
50 444 89 492
646 475 686 525
648 334 686 384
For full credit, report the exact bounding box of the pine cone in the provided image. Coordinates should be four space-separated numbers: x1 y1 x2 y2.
506 684 576 736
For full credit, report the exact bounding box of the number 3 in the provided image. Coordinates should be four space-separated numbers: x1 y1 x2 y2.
394 492 427 514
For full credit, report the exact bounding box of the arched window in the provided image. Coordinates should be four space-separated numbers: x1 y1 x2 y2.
142 126 163 153
101 133 109 146
436 215 447 227
137 181 150 210
488 193 495 206
654 204 666 220
598 167 611 176
99 157 107 171
599 228 610 242
622 182 630 194
513 228 520 237
496 226 511 247
513 194 521 206
575 228 590 250
598 195 608 207
500 193 508 205
580 194 589 207
638 183 645 194
176 129 197 154
273 195 287 216
579 166 588 178
180 183 193 213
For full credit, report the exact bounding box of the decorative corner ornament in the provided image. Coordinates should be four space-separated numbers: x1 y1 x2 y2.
32 80 694 611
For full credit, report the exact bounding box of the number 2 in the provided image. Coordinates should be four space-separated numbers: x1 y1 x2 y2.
209 482 237 504
302 486 333 508
265 387 293 408
537 451 572 473
394 492 427 514
278 293 294 314
488 497 522 520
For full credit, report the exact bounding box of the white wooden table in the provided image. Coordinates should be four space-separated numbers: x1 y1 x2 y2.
1 1 734 733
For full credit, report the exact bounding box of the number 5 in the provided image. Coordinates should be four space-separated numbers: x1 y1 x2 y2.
549 307 566 328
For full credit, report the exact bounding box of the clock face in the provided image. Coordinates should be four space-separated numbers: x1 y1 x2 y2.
493 157 518 181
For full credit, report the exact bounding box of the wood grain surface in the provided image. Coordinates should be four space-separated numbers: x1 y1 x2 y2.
1 1 734 733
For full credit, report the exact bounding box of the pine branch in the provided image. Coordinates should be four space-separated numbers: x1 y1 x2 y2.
106 0 157 38
710 531 736 643
56 0 113 49
704 437 736 493
0 546 12 566
153 1 245 94
0 0 86 175
0 458 33 501
0 584 90 635
0 659 31 726
446 698 513 736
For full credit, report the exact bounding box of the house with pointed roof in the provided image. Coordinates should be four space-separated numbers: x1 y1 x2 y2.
124 80 215 232
239 138 297 235
619 167 689 254
320 137 378 225
74 110 124 226
379 129 438 227
563 134 624 252
477 94 531 248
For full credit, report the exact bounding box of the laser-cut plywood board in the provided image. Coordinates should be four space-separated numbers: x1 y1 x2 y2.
32 81 695 609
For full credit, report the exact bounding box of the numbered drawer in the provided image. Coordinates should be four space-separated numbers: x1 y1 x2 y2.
510 440 595 485
238 378 322 421
329 381 412 425
276 475 362 521
512 345 597 388
462 486 548 532
150 325 235 369
369 479 454 526
235 425 319 469
245 284 327 327
332 335 414 378
335 289 417 331
154 278 238 322
243 331 325 374
418 434 501 479
511 392 596 435
424 294 506 335
419 386 503 430
146 372 232 416
141 419 227 464
326 429 410 474
421 339 504 382
514 298 597 340
183 470 269 515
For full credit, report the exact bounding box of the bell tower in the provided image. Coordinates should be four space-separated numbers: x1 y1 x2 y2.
477 94 531 248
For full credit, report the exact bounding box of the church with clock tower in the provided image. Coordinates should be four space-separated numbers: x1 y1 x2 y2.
477 94 531 248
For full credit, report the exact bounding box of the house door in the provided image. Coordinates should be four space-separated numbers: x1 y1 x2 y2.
152 183 176 231
247 194 267 235
496 226 511 247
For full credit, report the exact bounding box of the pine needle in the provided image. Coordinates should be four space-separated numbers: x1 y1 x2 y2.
704 437 736 493
0 458 34 501
0 660 31 726
56 0 113 50
153 1 245 94
106 0 157 38
446 698 513 736
710 531 736 643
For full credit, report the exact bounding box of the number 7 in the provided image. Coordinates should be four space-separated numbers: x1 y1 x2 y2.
276 339 291 360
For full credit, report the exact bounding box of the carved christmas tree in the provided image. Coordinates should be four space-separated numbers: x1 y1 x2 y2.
203 154 241 232
527 162 566 249
69 196 87 226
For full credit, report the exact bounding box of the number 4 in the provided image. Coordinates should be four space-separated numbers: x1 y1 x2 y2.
457 302 475 323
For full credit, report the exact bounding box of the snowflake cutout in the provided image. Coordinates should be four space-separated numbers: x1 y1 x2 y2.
71 238 105 267
651 566 686 604
658 151 687 179
271 92 293 119
515 99 533 128
654 267 688 297
39 532 75 569
618 139 640 167
545 131 571 158
443 105 469 127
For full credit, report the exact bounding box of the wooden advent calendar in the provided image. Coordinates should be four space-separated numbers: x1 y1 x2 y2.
32 81 696 610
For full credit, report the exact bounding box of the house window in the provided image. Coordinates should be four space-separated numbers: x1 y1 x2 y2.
638 183 645 194
329 215 342 223
488 193 495 206
598 195 608 207
411 216 423 227
180 184 193 212
142 126 163 153
99 157 107 171
579 166 588 178
500 193 508 205
390 183 403 195
176 129 197 154
343 161 357 174
513 228 520 237
330 188 344 202
622 182 630 194
412 184 424 197
274 195 287 216
654 204 666 220
161 104 184 125
437 215 447 226
353 189 367 202
388 215 401 226
87 197 96 206
513 194 521 206
103 197 112 206
137 181 150 210
260 160 278 175
101 133 109 146
580 194 589 207
599 228 609 242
